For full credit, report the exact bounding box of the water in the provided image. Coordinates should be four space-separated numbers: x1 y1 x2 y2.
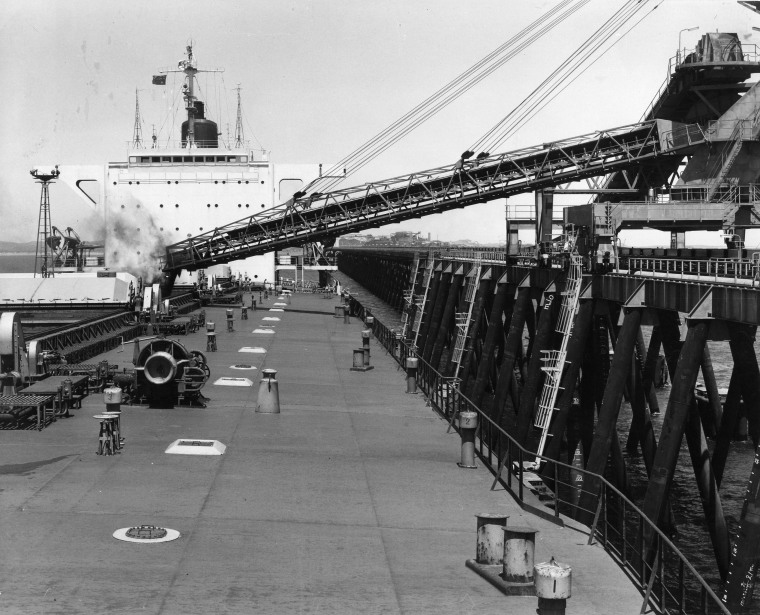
0 252 35 273
616 329 758 611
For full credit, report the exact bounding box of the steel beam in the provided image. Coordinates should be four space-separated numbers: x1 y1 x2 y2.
641 320 709 530
430 273 463 371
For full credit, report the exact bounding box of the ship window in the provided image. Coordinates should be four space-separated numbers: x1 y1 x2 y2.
205 156 214 163
161 157 171 163
240 156 248 163
172 156 182 163
183 156 192 163
141 157 150 163
129 157 138 164
215 156 225 163
152 157 160 163
228 156 237 162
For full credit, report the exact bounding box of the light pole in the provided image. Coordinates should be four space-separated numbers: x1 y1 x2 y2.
678 26 698 64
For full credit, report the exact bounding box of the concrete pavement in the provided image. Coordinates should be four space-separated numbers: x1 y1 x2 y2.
0 291 644 614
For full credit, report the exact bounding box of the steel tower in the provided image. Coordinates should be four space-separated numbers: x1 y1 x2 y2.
31 166 60 278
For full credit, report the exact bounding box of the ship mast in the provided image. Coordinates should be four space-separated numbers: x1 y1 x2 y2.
132 89 143 149
156 42 224 148
234 84 244 148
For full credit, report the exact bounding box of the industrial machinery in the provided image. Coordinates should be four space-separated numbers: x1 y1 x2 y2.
134 338 210 408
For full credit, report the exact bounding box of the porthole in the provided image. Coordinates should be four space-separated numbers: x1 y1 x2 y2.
260 180 264 184
120 205 125 209
175 180 179 184
238 204 241 208
207 204 211 208
214 180 218 184
215 204 218 208
167 181 171 184
136 181 140 185
113 181 117 185
136 204 140 209
160 204 164 208
246 204 249 208
238 180 242 184
245 180 249 184
128 181 132 185
175 227 179 231
222 180 226 184
160 227 163 231
260 204 265 208
175 204 179 208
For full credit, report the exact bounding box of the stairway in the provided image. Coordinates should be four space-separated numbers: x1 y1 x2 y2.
533 232 583 460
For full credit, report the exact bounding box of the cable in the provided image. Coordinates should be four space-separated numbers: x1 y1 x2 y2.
309 0 589 194
473 0 652 154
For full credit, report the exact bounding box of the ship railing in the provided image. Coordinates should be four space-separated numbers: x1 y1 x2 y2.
625 256 760 285
640 43 760 122
346 293 730 615
126 140 269 159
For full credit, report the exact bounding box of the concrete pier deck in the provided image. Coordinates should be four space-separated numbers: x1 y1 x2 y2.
0 292 643 614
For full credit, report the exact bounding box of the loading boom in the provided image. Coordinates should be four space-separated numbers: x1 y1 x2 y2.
164 119 704 272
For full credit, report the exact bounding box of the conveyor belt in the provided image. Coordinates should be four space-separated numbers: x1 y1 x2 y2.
164 119 704 272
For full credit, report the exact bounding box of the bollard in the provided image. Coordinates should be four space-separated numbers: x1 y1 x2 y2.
334 305 345 319
503 526 538 584
350 348 373 371
458 411 478 468
206 319 216 351
285 292 291 305
366 315 374 333
252 298 257 311
226 308 234 332
361 329 371 364
256 368 280 414
241 306 248 320
405 356 418 394
475 513 509 564
394 332 403 359
99 360 111 387
344 308 351 324
104 386 122 413
535 557 572 615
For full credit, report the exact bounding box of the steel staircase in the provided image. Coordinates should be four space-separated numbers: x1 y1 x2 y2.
533 231 583 460
400 253 421 338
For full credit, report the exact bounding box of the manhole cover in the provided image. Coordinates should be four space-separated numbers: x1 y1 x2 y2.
230 364 256 370
262 317 280 321
239 347 267 353
253 328 275 334
127 525 168 539
113 525 180 543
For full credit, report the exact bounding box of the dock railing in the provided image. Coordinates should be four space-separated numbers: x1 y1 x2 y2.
348 295 730 615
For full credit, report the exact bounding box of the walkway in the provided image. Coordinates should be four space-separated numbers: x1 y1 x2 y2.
0 292 643 614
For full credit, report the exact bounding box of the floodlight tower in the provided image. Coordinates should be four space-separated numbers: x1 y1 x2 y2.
30 166 60 278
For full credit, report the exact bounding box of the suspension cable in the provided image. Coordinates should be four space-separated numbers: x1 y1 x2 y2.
472 0 653 155
309 0 589 195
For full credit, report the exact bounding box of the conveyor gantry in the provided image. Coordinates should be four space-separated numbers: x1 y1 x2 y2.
163 119 705 272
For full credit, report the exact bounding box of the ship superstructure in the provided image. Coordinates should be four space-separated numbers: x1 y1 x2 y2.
57 44 321 286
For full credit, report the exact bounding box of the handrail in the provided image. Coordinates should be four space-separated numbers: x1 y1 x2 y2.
346 292 731 615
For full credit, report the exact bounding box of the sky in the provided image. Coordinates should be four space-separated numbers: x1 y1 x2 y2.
1 0 759 247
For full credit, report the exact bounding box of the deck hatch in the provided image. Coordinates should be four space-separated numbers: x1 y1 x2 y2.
165 439 227 455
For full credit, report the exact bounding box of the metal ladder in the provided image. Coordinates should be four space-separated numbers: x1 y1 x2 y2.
534 232 583 460
412 254 435 349
401 254 421 338
451 263 482 379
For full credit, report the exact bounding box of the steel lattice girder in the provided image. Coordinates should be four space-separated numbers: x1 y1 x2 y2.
164 120 704 271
